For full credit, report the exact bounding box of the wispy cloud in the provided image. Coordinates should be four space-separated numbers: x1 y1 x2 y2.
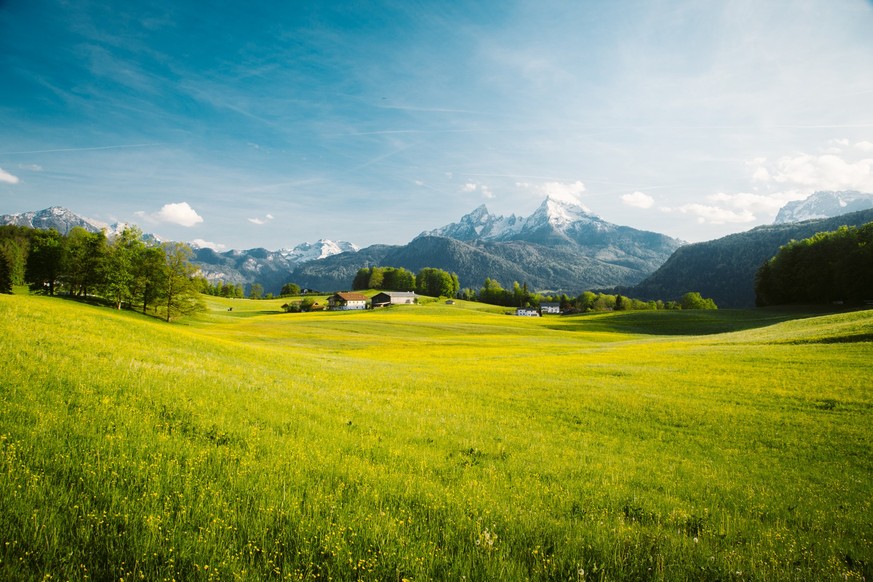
517 181 588 207
190 238 226 251
749 150 873 192
0 144 161 156
667 203 757 225
248 213 274 225
0 167 20 184
460 181 494 199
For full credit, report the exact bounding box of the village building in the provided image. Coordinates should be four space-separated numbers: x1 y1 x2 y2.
327 292 368 310
516 307 540 317
540 302 561 315
371 291 418 307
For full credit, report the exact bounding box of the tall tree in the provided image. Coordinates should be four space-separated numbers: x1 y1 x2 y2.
25 229 64 295
103 226 144 309
131 244 166 314
0 253 12 294
0 225 30 287
159 242 204 322
280 282 301 296
63 227 106 297
417 268 460 297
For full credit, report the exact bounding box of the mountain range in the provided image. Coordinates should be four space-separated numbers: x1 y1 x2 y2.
5 190 873 300
289 198 684 293
774 190 873 224
0 206 358 291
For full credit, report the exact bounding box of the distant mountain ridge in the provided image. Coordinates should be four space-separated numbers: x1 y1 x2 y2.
775 190 873 224
0 206 359 292
421 197 643 246
0 206 106 235
291 197 684 293
192 239 359 291
630 208 873 307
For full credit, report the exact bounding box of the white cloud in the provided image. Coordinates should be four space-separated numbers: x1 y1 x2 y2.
0 167 20 184
751 166 771 183
516 180 587 206
709 191 806 216
666 190 807 225
460 181 495 199
823 138 850 154
621 191 654 209
248 213 274 225
137 202 204 227
539 181 586 205
189 239 226 251
856 141 873 152
17 163 42 172
771 153 873 191
670 203 757 224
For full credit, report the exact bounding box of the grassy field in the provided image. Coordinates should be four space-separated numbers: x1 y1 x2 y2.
0 293 871 580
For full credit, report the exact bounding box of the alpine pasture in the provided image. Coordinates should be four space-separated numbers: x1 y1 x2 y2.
1 293 871 580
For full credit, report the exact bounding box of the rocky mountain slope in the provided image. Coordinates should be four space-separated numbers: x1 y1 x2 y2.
774 190 873 224
0 206 105 235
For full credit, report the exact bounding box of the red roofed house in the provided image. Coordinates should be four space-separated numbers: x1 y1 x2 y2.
327 292 368 311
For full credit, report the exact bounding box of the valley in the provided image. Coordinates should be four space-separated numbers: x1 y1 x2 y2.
1 292 870 580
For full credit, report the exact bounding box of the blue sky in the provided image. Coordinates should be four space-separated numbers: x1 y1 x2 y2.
2 0 872 250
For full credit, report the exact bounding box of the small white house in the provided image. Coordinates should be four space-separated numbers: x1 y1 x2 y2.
516 308 540 317
540 302 561 315
327 292 368 310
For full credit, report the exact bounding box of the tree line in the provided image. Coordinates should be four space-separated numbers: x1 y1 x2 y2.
0 224 204 321
352 266 461 298
460 278 716 311
347 265 716 311
755 222 873 306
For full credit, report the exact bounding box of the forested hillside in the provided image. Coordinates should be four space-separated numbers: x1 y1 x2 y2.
629 208 873 307
756 223 873 306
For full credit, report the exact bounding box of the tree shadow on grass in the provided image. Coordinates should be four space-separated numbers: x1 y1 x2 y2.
545 307 844 336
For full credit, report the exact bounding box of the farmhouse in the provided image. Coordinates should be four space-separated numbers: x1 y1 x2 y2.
540 302 561 315
371 291 418 307
516 307 540 317
327 292 368 310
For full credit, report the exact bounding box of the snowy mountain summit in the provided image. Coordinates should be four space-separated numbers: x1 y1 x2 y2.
774 191 873 224
421 196 602 243
281 239 359 263
0 206 104 234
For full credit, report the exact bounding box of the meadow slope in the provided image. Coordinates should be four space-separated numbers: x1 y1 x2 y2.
1 294 871 580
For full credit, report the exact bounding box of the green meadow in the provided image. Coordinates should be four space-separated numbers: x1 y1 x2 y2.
1 293 871 581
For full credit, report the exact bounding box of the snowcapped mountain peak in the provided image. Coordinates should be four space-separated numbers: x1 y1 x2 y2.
0 206 105 235
420 196 613 244
534 196 596 228
774 190 873 224
280 239 359 262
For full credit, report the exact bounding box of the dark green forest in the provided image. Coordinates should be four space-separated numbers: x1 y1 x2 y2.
631 208 873 307
755 223 873 306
